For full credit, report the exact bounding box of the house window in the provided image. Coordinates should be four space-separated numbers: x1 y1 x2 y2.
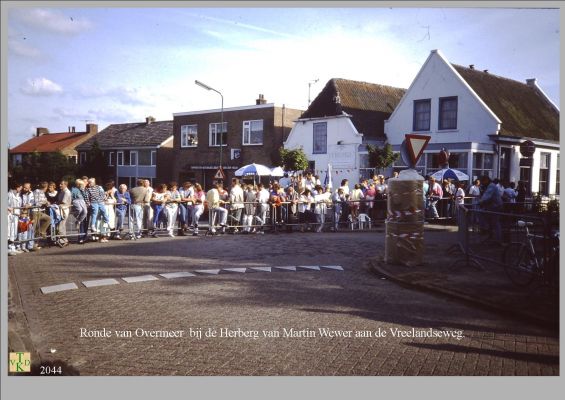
438 97 458 130
80 152 87 165
472 153 494 180
130 151 138 166
181 124 198 147
312 122 327 154
209 122 227 147
555 154 559 195
13 154 23 166
151 151 156 166
539 152 550 196
242 120 264 145
413 99 431 131
68 155 77 164
138 150 151 166
117 151 124 166
108 151 115 166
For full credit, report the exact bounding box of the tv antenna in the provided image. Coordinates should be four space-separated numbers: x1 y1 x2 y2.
308 78 319 106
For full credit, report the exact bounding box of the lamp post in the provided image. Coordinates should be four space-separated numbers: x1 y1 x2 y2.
195 80 224 172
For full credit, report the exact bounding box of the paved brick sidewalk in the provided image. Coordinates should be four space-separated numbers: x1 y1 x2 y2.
8 230 559 376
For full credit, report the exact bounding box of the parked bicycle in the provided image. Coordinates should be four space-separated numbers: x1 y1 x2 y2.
503 220 559 287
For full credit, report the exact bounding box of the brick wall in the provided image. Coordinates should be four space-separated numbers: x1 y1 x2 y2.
171 105 303 188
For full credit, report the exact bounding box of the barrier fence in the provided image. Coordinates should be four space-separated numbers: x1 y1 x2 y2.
448 204 559 303
8 195 559 250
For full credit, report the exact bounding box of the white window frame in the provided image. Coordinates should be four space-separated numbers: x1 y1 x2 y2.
130 150 138 166
181 124 198 148
108 151 115 166
209 122 228 147
312 122 327 154
242 119 264 146
151 151 156 166
117 151 124 166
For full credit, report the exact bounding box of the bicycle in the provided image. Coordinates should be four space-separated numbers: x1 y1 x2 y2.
503 220 559 287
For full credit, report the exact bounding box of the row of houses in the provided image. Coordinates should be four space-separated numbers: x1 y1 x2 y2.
9 50 560 196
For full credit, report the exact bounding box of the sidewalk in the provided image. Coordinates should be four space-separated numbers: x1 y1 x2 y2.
369 226 559 329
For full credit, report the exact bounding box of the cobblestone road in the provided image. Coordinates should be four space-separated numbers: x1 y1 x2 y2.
8 231 559 376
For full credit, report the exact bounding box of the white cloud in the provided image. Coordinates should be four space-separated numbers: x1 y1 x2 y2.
14 8 93 35
21 77 63 96
53 107 91 120
8 38 41 58
77 85 151 106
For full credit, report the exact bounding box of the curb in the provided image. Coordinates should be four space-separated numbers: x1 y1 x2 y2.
368 259 558 330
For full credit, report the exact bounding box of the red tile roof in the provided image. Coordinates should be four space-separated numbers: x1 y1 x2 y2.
10 132 91 153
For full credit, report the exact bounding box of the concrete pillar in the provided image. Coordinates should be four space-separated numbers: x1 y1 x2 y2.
385 169 425 266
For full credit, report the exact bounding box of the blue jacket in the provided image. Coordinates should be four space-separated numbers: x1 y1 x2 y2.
115 191 131 211
480 183 502 210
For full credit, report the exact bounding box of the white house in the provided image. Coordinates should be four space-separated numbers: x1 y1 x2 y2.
384 49 559 197
284 78 406 188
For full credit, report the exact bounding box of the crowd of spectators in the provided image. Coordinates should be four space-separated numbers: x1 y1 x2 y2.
5 170 532 255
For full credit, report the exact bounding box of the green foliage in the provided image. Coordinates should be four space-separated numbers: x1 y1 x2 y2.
10 151 78 184
366 143 399 174
279 147 309 172
78 140 113 183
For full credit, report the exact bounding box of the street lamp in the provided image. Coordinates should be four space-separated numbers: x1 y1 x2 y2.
195 80 224 171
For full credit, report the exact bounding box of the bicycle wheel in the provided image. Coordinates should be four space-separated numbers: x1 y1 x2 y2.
504 242 537 286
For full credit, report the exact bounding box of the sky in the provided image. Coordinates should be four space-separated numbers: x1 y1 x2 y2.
6 5 560 147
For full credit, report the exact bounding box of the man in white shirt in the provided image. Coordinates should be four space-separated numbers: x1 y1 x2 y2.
338 179 350 197
8 182 23 255
206 182 228 234
255 183 270 233
229 178 244 232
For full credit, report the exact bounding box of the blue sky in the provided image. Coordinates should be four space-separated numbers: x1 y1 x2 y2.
7 6 560 147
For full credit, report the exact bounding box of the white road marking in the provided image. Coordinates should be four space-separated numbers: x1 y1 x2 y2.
122 275 159 283
41 283 79 294
82 278 120 288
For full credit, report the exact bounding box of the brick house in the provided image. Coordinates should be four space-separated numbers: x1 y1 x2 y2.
171 95 303 188
76 117 173 188
9 123 98 167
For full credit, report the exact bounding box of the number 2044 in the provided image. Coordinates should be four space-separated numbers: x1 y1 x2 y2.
40 365 62 375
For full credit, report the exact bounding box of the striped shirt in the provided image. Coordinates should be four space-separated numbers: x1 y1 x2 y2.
86 185 105 204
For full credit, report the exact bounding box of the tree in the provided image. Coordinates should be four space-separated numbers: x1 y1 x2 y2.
78 140 113 183
278 147 309 172
366 143 399 175
10 151 78 184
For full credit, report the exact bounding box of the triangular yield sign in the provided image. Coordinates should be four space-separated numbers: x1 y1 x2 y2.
405 134 431 165
214 168 225 180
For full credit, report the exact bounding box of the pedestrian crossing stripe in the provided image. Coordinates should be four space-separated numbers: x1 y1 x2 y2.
194 269 221 275
221 268 247 273
40 265 344 293
274 266 297 271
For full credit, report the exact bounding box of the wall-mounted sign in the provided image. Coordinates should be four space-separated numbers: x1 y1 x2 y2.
519 140 536 158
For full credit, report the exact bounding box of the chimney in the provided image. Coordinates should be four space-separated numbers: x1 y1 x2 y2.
526 78 537 87
469 64 474 70
68 126 71 132
72 126 76 133
86 123 98 134
483 69 489 73
146 116 156 124
36 127 49 137
256 94 267 105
